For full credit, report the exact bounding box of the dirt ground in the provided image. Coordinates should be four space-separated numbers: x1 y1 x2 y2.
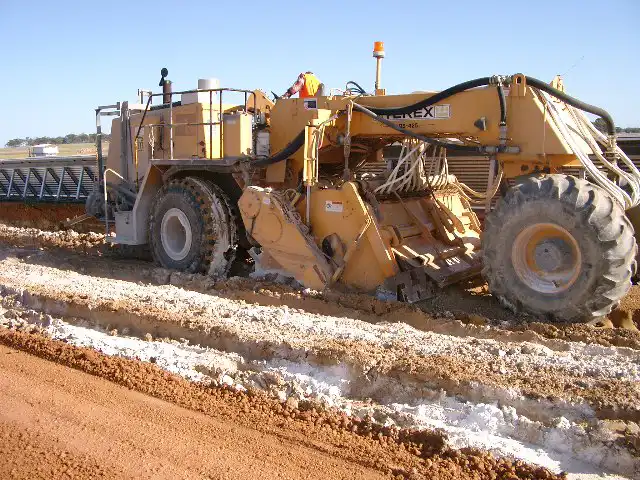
0 219 637 350
0 245 638 416
0 331 559 480
0 220 638 478
0 203 103 233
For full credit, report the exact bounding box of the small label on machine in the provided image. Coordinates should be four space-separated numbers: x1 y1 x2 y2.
325 200 344 213
304 98 318 110
382 104 450 121
442 255 468 273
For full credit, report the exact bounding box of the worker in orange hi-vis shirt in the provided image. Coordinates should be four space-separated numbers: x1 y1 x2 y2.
281 71 324 99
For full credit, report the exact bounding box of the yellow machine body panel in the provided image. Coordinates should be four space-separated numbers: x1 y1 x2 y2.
222 113 253 157
239 181 482 297
106 100 243 184
302 182 397 290
238 186 333 289
267 79 592 183
349 87 580 157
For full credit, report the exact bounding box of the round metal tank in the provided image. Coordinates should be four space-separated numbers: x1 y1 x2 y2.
198 78 220 90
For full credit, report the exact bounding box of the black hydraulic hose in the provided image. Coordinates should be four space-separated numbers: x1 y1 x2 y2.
352 103 482 152
524 76 615 135
361 74 615 135
364 77 492 117
247 74 615 167
346 81 369 95
251 129 306 167
497 83 507 126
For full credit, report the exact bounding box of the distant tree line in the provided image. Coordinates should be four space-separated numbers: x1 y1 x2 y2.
593 119 640 134
4 133 111 148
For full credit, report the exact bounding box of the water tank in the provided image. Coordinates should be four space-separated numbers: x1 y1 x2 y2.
181 78 221 104
198 78 220 90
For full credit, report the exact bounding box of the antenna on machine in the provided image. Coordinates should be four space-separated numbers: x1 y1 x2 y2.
561 55 585 77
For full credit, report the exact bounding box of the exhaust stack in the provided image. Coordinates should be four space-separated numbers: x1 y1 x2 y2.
159 67 172 104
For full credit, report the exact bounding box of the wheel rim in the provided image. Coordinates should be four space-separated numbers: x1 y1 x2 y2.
511 223 581 294
161 208 192 261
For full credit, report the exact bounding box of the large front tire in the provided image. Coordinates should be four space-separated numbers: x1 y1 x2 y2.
482 174 636 322
149 177 237 278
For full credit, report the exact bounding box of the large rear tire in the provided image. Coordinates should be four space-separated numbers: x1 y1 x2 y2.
482 174 636 322
149 177 237 278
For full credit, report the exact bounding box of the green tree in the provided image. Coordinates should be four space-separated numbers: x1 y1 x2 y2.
5 138 24 147
593 119 640 135
593 118 608 133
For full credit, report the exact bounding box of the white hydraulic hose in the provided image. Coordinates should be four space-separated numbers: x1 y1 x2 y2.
537 90 624 206
535 89 640 209
579 109 640 187
377 139 502 206
450 161 503 206
375 141 425 194
568 106 640 206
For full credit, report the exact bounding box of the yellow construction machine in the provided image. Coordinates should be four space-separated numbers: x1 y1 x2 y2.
89 43 638 322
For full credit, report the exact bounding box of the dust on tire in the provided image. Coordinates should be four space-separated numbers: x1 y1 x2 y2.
482 174 637 322
149 176 237 278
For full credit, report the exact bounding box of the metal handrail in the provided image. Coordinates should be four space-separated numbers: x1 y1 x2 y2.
148 87 255 97
134 87 258 161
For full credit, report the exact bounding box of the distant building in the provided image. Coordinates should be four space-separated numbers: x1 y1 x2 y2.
617 133 640 159
618 132 640 141
30 144 59 156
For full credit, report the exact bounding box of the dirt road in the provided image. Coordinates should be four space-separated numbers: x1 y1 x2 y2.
0 332 560 480
0 343 388 480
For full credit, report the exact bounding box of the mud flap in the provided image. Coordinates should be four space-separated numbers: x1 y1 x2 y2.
380 251 482 303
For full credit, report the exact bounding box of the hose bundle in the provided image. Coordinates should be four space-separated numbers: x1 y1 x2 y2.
535 90 640 209
375 141 449 194
375 139 503 206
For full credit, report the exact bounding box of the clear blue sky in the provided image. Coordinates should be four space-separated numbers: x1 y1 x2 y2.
1 0 638 145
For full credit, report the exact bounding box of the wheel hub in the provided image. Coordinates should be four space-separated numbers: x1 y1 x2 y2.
161 208 192 261
512 223 581 294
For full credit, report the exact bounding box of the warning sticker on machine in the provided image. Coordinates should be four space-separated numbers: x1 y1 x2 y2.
382 104 450 121
325 200 344 213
